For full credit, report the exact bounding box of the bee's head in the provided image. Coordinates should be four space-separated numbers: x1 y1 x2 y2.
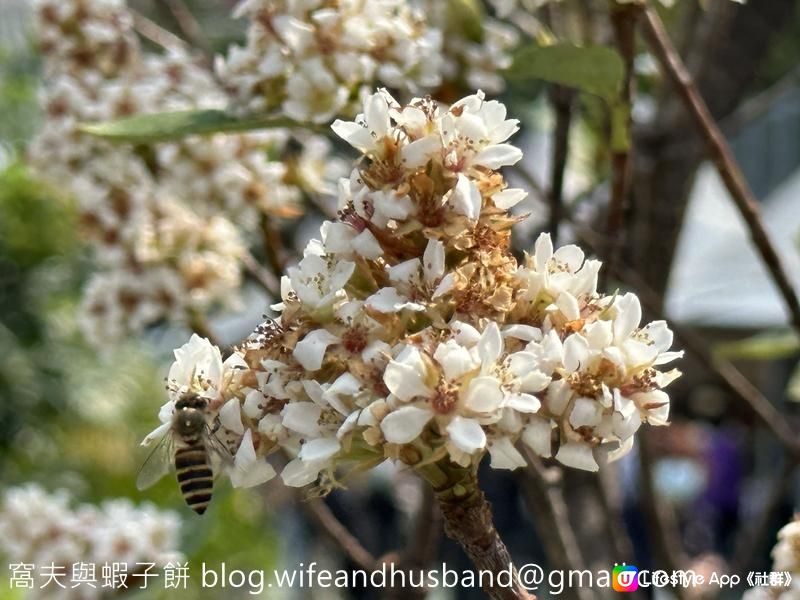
175 393 207 411
173 393 208 435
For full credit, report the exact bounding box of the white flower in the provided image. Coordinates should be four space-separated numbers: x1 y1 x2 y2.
282 438 342 487
332 90 393 155
516 233 601 307
283 58 349 124
146 87 683 493
141 335 246 446
365 238 453 312
286 251 355 311
488 437 527 470
441 91 522 173
0 485 182 572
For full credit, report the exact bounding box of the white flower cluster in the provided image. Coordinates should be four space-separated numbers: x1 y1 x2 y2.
0 484 181 598
29 0 338 347
744 517 800 600
216 0 522 120
216 0 444 121
144 89 681 500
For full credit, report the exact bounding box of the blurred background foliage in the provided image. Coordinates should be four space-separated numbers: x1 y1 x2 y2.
0 5 279 590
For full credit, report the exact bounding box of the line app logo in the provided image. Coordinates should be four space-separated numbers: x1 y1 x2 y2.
612 564 639 592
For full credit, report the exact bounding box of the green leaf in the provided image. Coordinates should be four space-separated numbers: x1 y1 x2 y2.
506 43 625 101
446 0 485 43
79 109 311 143
714 331 800 361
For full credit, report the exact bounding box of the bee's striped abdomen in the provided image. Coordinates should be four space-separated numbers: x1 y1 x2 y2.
175 444 213 515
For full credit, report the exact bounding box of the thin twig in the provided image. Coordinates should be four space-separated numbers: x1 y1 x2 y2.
382 485 442 600
517 449 593 600
640 3 800 338
638 431 690 576
241 250 280 297
605 1 640 283
272 451 379 572
261 215 289 273
302 498 378 571
160 0 213 61
547 85 574 245
188 311 224 348
510 165 546 200
591 467 637 565
129 9 190 54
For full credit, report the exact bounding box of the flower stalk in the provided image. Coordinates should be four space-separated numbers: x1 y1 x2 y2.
418 462 534 600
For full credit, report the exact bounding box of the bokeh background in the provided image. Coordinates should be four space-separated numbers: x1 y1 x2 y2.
1 1 800 599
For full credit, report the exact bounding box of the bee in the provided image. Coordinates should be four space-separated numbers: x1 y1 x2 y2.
137 393 232 515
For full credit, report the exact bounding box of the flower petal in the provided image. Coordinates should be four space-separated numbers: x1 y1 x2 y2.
521 417 553 457
473 143 523 169
488 437 526 469
141 422 171 447
569 397 603 427
477 322 503 369
433 340 478 381
446 416 486 453
504 393 541 413
293 329 340 371
352 229 384 259
449 174 482 221
281 402 322 437
613 293 642 341
380 405 434 444
299 437 341 462
219 398 244 434
383 347 433 402
281 457 322 487
422 239 446 285
555 442 599 472
365 287 425 313
464 376 504 413
231 430 276 488
492 188 527 209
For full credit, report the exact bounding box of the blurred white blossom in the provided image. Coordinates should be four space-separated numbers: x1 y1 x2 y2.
29 0 340 347
217 0 444 120
423 0 521 94
0 485 182 599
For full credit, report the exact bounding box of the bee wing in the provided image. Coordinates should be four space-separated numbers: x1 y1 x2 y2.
201 426 238 482
205 429 235 468
136 433 175 491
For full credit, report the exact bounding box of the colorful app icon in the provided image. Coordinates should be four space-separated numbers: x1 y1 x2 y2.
612 564 639 592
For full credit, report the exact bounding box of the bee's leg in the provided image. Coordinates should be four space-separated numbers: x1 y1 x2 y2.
210 416 221 435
